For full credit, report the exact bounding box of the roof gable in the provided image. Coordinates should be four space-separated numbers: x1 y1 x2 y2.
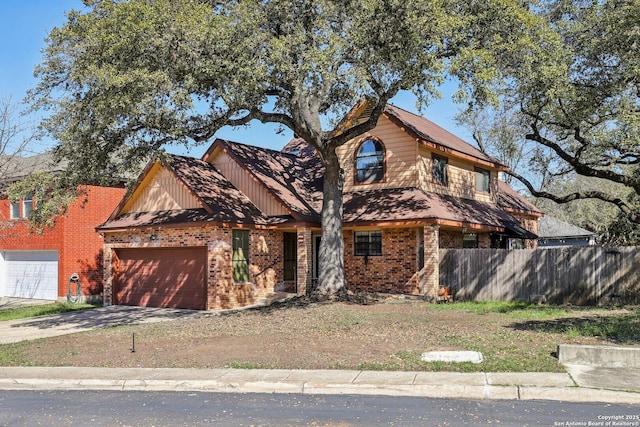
383 105 505 169
206 139 323 222
119 165 201 213
497 181 543 216
105 154 268 225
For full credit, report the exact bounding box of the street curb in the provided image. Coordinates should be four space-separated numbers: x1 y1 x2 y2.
558 344 640 368
1 367 639 403
2 378 640 404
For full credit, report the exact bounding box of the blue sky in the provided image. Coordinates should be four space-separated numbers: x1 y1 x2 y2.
0 0 473 158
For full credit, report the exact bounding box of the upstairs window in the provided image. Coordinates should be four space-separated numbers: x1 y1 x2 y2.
23 193 33 218
355 139 385 183
432 155 448 185
475 168 490 193
10 193 34 219
232 229 250 283
354 230 382 256
10 200 20 219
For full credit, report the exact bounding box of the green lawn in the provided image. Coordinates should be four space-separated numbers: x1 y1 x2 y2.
0 302 98 322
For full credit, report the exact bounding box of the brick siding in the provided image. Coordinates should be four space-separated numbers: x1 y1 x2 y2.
0 185 125 300
344 227 421 295
104 227 284 310
103 219 540 310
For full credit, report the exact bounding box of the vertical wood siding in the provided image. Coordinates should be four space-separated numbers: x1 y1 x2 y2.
211 152 289 216
439 247 640 305
127 168 201 212
338 115 418 192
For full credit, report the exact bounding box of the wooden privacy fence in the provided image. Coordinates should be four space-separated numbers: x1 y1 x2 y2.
439 247 640 305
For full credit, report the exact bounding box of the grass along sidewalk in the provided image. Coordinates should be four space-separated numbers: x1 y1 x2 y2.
0 299 637 372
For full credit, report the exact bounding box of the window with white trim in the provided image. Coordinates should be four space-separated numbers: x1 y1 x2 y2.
10 200 20 219
22 192 33 218
10 193 34 219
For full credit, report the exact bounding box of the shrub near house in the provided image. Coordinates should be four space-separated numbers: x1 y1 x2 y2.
98 105 541 311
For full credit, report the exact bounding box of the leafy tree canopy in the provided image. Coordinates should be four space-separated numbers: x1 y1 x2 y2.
31 0 552 173
500 0 640 222
28 0 554 293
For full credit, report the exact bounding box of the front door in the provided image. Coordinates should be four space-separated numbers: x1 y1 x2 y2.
283 232 297 291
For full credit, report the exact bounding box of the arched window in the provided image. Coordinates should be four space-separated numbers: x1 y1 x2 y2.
355 139 385 183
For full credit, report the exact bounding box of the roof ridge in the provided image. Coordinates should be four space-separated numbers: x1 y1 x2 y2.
221 138 297 158
384 104 505 169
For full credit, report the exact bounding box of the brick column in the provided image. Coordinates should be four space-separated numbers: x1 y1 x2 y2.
296 227 313 296
208 239 232 309
103 246 113 306
421 224 440 298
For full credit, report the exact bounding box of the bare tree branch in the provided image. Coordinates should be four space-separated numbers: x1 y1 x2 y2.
525 125 640 191
508 170 640 223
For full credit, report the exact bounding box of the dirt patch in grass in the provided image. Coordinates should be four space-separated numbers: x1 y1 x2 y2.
2 296 637 372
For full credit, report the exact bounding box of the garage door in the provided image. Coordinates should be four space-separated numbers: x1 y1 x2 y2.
3 251 59 300
113 247 207 310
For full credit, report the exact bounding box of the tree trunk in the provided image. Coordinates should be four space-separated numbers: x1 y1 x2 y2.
315 146 347 297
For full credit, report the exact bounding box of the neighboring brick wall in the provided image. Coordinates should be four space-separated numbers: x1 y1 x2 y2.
440 230 495 249
0 185 125 300
62 186 126 298
344 227 420 295
104 226 284 310
479 233 491 248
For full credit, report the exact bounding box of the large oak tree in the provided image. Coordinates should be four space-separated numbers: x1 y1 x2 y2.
29 0 551 296
500 0 640 222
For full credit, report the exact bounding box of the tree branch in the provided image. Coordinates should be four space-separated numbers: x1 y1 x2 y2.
508 170 640 223
525 125 640 192
328 81 403 147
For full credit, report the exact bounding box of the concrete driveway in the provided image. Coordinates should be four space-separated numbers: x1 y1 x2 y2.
0 305 206 344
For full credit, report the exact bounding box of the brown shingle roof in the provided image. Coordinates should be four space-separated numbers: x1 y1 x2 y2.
97 208 294 230
100 108 538 235
165 154 267 223
497 181 542 216
99 154 274 229
218 139 324 221
217 139 535 236
384 105 506 168
343 187 537 238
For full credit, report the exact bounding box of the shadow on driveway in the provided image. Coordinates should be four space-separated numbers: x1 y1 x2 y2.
0 305 206 344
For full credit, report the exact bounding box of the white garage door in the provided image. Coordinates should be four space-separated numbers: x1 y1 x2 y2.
3 251 59 300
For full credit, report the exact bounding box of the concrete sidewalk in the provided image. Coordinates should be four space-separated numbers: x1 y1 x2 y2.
0 366 639 404
1 302 639 404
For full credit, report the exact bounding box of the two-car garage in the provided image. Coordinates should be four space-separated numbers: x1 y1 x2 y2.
0 251 59 300
112 247 208 310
